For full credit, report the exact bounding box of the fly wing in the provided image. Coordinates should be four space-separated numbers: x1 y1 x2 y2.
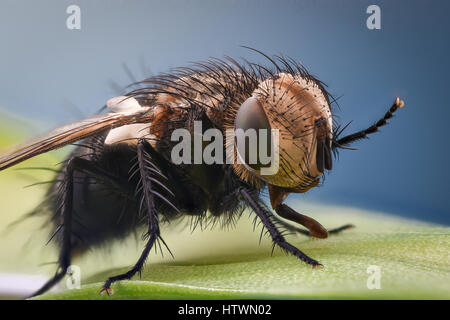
0 107 154 171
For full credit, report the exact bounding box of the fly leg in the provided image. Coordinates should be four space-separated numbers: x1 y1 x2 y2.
30 157 121 298
240 188 322 268
327 224 355 235
100 140 173 295
269 217 311 236
275 203 354 238
272 214 354 237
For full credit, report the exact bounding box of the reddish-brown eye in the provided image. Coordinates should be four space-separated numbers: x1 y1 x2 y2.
234 97 272 171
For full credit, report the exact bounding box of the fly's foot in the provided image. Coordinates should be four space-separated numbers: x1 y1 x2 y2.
328 224 355 235
99 284 114 296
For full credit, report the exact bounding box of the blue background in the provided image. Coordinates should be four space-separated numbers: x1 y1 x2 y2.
0 0 448 224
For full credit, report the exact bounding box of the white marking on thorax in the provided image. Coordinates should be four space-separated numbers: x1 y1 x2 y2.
104 96 156 146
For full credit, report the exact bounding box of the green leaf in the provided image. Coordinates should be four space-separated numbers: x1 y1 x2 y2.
34 208 450 300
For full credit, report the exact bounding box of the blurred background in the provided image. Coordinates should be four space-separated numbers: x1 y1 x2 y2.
0 0 449 297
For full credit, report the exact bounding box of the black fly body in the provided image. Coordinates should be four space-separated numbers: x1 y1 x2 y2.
0 48 405 297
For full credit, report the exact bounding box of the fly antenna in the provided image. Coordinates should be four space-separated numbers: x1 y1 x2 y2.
334 97 405 148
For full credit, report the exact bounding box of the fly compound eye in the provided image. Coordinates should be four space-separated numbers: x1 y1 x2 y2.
234 97 272 172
